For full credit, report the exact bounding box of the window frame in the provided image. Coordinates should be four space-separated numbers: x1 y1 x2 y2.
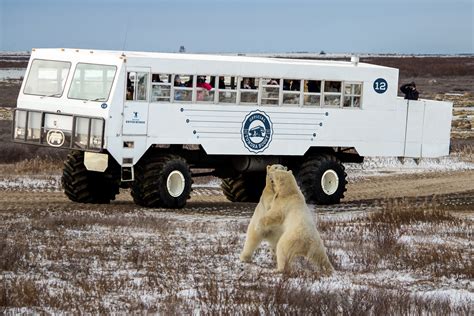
23 59 72 98
68 62 117 102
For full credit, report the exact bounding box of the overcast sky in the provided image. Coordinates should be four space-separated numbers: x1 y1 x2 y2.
1 0 473 54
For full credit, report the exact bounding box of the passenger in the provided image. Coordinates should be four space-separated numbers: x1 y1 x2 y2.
267 78 279 85
241 78 255 89
174 75 184 101
185 76 193 87
291 80 300 91
307 80 320 93
400 82 419 100
218 76 226 89
196 76 212 101
197 76 212 91
152 74 161 83
126 77 134 100
283 79 291 90
174 75 184 87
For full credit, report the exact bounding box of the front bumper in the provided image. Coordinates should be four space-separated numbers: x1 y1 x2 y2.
12 109 105 151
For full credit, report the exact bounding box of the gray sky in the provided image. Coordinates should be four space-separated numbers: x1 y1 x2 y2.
1 0 473 54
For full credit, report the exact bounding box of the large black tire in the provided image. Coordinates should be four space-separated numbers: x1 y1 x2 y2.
295 154 347 205
62 151 120 204
221 172 266 203
131 154 192 208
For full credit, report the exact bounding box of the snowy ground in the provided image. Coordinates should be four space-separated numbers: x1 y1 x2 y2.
0 157 473 313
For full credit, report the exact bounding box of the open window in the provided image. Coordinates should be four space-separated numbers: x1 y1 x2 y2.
304 80 321 106
218 76 237 104
126 71 148 101
324 81 342 107
196 75 215 103
173 74 193 102
240 77 259 105
261 78 280 105
283 79 301 106
151 73 171 102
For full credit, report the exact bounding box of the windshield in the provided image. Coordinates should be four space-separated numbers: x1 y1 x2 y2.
23 59 71 97
68 63 117 101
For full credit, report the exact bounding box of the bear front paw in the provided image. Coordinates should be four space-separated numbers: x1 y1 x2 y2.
240 253 252 263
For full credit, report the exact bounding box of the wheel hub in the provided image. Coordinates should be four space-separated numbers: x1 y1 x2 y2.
321 169 339 195
167 170 186 197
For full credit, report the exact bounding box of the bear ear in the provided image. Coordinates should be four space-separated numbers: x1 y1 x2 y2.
267 165 271 171
284 166 288 171
288 170 293 175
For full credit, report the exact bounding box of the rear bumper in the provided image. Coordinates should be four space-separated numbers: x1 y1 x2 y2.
12 108 105 152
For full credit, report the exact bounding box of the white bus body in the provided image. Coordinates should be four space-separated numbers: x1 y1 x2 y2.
13 48 452 207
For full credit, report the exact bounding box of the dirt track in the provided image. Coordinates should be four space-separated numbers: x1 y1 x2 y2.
1 170 472 215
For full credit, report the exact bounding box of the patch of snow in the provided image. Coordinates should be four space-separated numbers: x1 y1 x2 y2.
346 156 474 180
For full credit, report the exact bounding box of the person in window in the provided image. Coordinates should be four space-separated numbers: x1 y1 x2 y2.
174 75 184 101
152 74 161 83
241 78 256 89
400 82 419 100
290 80 300 91
307 80 320 93
267 78 279 85
126 77 134 100
197 76 212 91
197 76 212 101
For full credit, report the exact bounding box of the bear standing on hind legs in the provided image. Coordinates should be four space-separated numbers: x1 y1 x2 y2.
259 169 334 274
240 164 287 263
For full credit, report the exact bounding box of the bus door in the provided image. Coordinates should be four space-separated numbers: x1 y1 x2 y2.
123 67 150 135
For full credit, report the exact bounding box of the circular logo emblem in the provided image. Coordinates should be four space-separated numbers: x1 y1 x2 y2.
373 78 388 94
101 103 108 109
241 110 273 153
46 129 65 147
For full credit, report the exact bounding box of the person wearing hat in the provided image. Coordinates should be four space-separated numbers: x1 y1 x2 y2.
400 81 419 100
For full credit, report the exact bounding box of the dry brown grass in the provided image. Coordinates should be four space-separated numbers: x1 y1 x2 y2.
0 194 472 314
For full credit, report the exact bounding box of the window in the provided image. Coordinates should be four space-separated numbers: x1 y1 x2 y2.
24 59 71 97
126 71 148 101
196 75 215 103
343 82 362 107
240 77 259 105
218 76 237 104
304 80 321 106
69 63 116 101
261 78 280 105
173 74 193 102
324 81 342 106
151 73 171 102
283 79 301 106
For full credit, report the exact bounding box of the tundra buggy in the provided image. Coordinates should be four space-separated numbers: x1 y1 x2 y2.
12 49 453 208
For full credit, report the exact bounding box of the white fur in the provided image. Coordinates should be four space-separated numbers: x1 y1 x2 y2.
240 164 287 262
255 169 334 274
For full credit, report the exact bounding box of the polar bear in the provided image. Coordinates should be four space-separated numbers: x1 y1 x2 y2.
258 169 334 274
240 164 287 262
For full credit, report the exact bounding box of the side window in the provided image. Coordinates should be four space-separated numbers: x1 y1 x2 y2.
261 78 280 105
173 74 193 102
218 76 237 104
240 77 259 105
196 75 215 103
324 81 342 106
126 71 148 101
151 73 171 102
282 79 301 106
304 80 321 106
343 82 362 108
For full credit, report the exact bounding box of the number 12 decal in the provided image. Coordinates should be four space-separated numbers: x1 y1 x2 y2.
373 78 388 94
